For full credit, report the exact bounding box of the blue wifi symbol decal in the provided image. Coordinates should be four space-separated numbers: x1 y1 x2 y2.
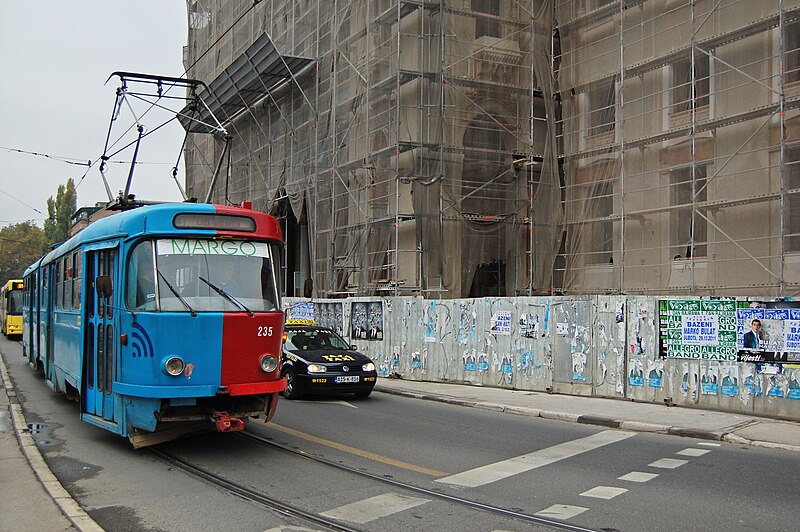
131 322 154 359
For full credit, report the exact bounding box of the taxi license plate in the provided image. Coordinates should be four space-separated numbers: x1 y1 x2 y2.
335 376 359 383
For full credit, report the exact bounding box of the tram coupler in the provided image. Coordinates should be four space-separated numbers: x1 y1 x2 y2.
211 411 245 432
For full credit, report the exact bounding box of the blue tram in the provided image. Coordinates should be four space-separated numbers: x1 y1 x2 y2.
21 202 287 447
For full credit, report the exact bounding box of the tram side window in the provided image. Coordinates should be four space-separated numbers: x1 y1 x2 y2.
72 252 82 310
64 256 72 311
127 242 156 310
56 260 62 310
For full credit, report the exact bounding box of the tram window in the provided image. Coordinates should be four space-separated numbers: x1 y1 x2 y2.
128 242 156 310
64 256 73 311
73 252 82 310
86 322 95 389
97 325 104 392
105 324 114 394
98 251 106 319
56 260 63 310
106 250 114 318
86 256 94 318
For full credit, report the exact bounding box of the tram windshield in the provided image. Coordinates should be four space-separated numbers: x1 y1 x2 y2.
7 289 22 315
126 238 281 312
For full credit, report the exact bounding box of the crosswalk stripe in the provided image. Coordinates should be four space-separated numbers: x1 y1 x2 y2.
618 471 659 482
581 486 628 499
677 448 710 457
320 493 429 524
435 430 635 488
535 504 588 520
649 458 687 469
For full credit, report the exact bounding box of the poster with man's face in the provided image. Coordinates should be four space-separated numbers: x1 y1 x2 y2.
736 301 800 363
351 301 383 340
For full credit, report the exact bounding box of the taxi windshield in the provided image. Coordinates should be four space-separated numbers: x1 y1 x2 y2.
286 328 351 351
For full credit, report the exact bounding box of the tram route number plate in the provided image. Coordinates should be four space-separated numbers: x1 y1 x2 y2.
335 376 359 383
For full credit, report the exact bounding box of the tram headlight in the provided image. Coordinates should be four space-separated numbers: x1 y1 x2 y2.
259 354 279 373
362 362 376 372
307 364 327 373
163 356 185 376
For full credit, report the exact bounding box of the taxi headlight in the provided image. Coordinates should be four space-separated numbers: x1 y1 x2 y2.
362 362 376 372
307 363 327 373
259 354 278 373
164 356 185 376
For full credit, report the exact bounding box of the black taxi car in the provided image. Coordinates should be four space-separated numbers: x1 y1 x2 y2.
281 323 377 399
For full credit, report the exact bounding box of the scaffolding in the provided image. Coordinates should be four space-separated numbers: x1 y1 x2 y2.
555 0 800 296
183 0 800 299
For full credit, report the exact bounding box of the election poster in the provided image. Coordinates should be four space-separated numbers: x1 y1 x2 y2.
736 301 800 363
658 299 737 361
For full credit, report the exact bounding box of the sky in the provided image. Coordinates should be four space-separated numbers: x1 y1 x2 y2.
0 2 189 229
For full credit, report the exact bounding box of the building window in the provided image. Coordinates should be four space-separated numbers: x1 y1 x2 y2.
786 148 800 252
672 52 709 113
473 0 500 39
786 20 800 84
588 81 616 135
670 166 707 258
585 180 614 264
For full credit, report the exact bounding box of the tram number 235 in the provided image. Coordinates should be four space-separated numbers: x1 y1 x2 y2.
257 326 275 337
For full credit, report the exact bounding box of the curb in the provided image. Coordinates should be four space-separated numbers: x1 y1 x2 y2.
375 384 797 451
0 353 104 532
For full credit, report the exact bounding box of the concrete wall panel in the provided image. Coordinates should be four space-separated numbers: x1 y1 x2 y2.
286 295 800 420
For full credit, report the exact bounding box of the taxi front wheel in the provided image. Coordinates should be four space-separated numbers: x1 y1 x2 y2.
282 368 302 400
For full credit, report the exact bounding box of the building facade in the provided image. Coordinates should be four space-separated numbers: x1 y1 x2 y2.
182 0 800 299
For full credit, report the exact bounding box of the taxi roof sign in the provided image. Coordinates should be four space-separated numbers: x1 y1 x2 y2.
286 319 316 325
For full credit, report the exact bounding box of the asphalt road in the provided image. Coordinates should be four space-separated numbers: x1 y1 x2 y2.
3 334 798 531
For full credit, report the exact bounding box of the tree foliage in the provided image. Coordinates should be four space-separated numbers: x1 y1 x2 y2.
0 222 47 284
43 178 77 246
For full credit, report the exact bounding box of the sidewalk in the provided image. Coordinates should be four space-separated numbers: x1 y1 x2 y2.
0 354 102 532
375 377 800 452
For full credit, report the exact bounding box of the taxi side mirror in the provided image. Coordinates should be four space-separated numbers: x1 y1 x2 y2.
351 344 358 350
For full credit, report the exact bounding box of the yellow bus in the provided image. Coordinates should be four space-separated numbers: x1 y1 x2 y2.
1 279 24 339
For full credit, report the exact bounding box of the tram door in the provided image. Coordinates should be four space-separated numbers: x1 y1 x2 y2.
83 249 118 421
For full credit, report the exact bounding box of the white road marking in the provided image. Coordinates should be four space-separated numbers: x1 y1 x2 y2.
697 442 721 447
677 447 710 457
263 527 321 532
535 504 588 520
618 471 659 482
580 486 628 499
320 493 429 524
297 400 357 408
435 430 635 487
649 458 688 469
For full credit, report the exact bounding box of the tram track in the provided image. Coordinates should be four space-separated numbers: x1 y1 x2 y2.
236 429 597 532
149 446 365 532
151 428 597 531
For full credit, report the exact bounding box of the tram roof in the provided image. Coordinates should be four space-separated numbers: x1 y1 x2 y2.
24 202 281 273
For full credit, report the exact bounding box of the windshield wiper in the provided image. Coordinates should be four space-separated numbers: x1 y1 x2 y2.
198 276 254 316
157 270 196 316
